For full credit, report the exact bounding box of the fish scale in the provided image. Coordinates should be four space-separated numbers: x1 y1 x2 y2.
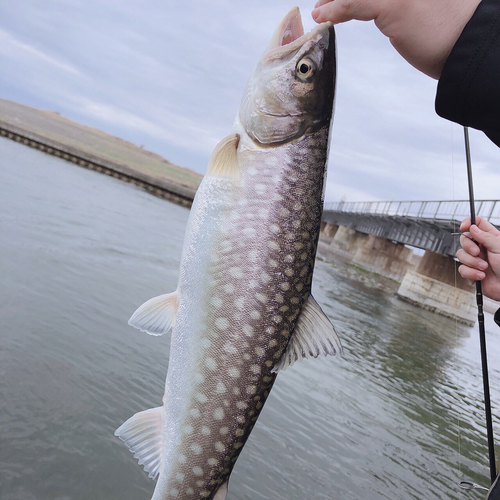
116 8 340 500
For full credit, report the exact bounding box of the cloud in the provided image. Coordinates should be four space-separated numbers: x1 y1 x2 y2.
1 0 499 202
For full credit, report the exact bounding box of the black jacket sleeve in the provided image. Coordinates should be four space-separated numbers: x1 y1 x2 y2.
436 0 500 147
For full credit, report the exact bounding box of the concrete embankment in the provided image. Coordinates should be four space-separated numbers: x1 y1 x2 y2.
0 122 196 208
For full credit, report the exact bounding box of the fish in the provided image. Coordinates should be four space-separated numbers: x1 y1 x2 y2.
115 7 340 500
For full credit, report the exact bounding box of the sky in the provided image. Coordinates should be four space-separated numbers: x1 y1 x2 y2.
1 0 500 205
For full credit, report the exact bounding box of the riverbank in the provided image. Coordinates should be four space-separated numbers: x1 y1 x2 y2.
0 99 202 208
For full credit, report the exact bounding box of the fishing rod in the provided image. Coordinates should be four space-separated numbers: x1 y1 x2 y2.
463 126 497 487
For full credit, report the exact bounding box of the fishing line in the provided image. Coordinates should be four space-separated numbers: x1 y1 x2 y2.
463 126 497 485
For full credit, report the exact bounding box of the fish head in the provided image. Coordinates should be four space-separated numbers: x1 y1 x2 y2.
239 7 336 146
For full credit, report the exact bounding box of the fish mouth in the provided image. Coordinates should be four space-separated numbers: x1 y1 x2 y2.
262 7 332 62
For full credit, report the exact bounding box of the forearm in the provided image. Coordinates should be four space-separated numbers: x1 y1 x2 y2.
436 0 500 146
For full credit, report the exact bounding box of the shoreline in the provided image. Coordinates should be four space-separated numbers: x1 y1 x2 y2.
0 122 196 208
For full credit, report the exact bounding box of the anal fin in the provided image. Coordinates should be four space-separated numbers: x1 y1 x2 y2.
115 406 163 480
273 295 342 372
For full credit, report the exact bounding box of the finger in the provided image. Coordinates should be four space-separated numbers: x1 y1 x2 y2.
458 264 486 282
459 234 480 256
470 224 500 253
312 0 382 24
456 248 488 271
474 216 500 236
314 0 333 8
460 217 471 232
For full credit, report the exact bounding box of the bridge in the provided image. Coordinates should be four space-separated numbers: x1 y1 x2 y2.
320 199 500 326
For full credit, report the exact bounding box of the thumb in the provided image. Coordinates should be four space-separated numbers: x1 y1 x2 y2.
470 225 500 253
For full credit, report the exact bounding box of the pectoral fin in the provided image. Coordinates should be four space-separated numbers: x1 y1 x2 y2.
128 291 179 335
207 134 240 180
115 406 163 479
273 295 342 372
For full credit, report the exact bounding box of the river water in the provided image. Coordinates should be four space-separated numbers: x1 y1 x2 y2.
1 136 500 500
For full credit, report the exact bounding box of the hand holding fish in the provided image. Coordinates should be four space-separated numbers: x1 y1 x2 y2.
457 217 500 301
311 0 481 79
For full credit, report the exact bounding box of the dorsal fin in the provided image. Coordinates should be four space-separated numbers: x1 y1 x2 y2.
207 134 240 180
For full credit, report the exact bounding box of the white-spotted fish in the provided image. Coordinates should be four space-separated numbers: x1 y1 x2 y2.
116 7 340 500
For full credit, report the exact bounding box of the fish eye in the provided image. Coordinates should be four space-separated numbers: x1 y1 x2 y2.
296 59 315 80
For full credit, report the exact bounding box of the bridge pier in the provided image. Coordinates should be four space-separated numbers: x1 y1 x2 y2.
320 222 339 242
330 225 369 255
352 235 414 281
397 250 476 325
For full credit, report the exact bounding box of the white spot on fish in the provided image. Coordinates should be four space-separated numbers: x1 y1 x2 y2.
260 271 271 284
213 408 225 420
250 310 260 320
215 441 225 452
205 358 217 371
190 443 202 455
255 347 265 356
193 466 203 476
190 408 201 418
200 338 211 349
280 282 290 291
201 426 211 435
229 267 243 278
275 293 284 303
224 283 235 294
186 488 194 495
250 364 261 374
223 343 237 354
255 292 267 303
211 296 223 308
194 373 205 384
268 259 278 268
207 457 218 466
216 382 227 394
246 385 257 395
270 224 279 234
284 254 294 263
215 318 229 330
248 250 259 262
178 454 187 464
219 426 229 435
235 297 245 310
233 387 241 395
255 183 266 195
183 425 193 435
268 240 280 251
170 488 179 497
196 393 208 403
243 226 256 237
228 367 240 378
269 339 277 348
258 208 268 218
243 353 251 360
236 401 248 410
175 473 185 483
